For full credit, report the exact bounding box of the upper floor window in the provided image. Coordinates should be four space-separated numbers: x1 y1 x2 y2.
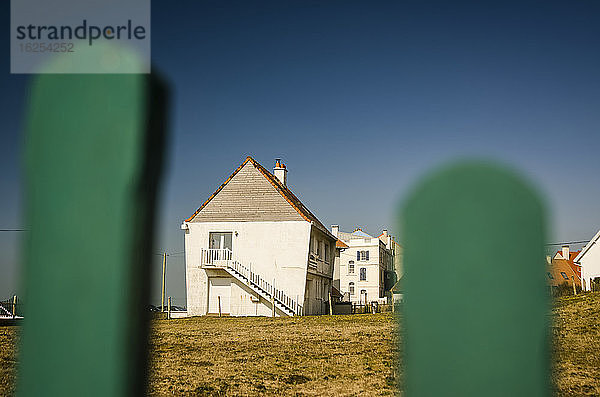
348 261 355 274
360 267 367 281
316 239 321 257
357 250 369 261
349 282 355 295
324 243 329 261
209 232 232 250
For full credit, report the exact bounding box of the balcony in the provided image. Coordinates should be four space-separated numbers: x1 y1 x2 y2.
200 248 233 268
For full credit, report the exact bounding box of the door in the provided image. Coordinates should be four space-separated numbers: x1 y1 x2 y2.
208 278 231 314
209 232 232 250
304 279 312 315
208 232 233 263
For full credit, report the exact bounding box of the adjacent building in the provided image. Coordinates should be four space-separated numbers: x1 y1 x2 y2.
181 157 336 317
574 230 600 291
331 227 395 304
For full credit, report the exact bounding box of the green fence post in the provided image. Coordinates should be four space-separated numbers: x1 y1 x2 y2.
18 70 168 396
402 161 549 396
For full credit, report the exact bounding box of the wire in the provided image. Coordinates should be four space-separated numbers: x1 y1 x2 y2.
546 240 589 246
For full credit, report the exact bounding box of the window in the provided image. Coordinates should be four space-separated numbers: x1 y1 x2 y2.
560 272 569 280
324 243 329 261
348 261 355 274
357 250 369 261
349 282 355 295
209 232 232 250
547 272 554 280
360 290 367 302
360 268 367 281
316 239 321 257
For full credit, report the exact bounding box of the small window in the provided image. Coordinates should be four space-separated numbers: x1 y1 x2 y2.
357 250 369 261
547 272 554 280
360 268 367 281
560 272 569 280
349 282 355 295
316 240 321 257
348 261 355 274
324 243 329 261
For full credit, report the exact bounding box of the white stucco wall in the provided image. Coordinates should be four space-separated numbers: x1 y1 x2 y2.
580 241 600 291
336 238 389 304
184 221 312 316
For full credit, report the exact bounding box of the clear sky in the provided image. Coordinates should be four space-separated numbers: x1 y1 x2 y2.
1 1 599 306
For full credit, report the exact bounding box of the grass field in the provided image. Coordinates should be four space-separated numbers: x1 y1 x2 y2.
2 294 600 396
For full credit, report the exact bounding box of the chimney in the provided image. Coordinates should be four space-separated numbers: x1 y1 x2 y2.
331 225 339 238
274 158 287 186
562 245 570 260
382 229 388 238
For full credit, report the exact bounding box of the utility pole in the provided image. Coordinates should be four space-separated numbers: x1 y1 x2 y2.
161 252 167 312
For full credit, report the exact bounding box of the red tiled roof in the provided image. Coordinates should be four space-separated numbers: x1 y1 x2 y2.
548 258 580 286
185 156 334 239
336 239 349 249
554 249 582 278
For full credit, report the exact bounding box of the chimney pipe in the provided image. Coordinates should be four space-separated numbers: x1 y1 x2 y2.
273 158 288 186
331 225 339 238
562 245 570 260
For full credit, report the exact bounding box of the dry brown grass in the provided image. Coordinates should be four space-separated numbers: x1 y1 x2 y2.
0 327 18 396
2 294 600 396
552 293 600 396
148 313 398 396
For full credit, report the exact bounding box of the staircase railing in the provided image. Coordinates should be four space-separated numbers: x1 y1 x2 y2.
200 248 303 316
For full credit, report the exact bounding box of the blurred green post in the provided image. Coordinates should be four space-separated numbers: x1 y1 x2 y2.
402 161 549 396
18 71 168 396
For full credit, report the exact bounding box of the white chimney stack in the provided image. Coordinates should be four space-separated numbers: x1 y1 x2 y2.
331 225 339 238
274 158 287 186
562 245 570 260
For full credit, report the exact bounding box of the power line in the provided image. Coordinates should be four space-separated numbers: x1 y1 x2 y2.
0 229 27 232
545 240 589 246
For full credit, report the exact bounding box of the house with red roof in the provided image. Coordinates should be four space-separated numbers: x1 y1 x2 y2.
180 157 336 317
552 245 582 280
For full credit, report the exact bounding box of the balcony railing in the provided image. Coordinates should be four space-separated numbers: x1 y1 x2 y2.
201 248 233 267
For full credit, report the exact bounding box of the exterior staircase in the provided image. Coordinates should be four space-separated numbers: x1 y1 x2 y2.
200 248 303 316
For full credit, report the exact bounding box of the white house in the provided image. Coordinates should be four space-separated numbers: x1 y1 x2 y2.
574 229 600 291
181 156 336 317
331 227 395 304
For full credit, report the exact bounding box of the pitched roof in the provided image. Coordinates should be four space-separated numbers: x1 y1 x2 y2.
574 229 600 263
336 239 349 249
351 229 373 238
547 258 580 286
553 249 582 278
184 156 334 239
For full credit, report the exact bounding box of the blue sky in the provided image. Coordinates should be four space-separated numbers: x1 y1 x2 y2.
1 1 599 306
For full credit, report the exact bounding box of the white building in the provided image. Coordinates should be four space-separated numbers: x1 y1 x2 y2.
331 227 395 304
574 229 600 291
181 157 336 317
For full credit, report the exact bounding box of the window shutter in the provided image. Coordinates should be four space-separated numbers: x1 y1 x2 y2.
366 251 369 261
357 251 360 261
